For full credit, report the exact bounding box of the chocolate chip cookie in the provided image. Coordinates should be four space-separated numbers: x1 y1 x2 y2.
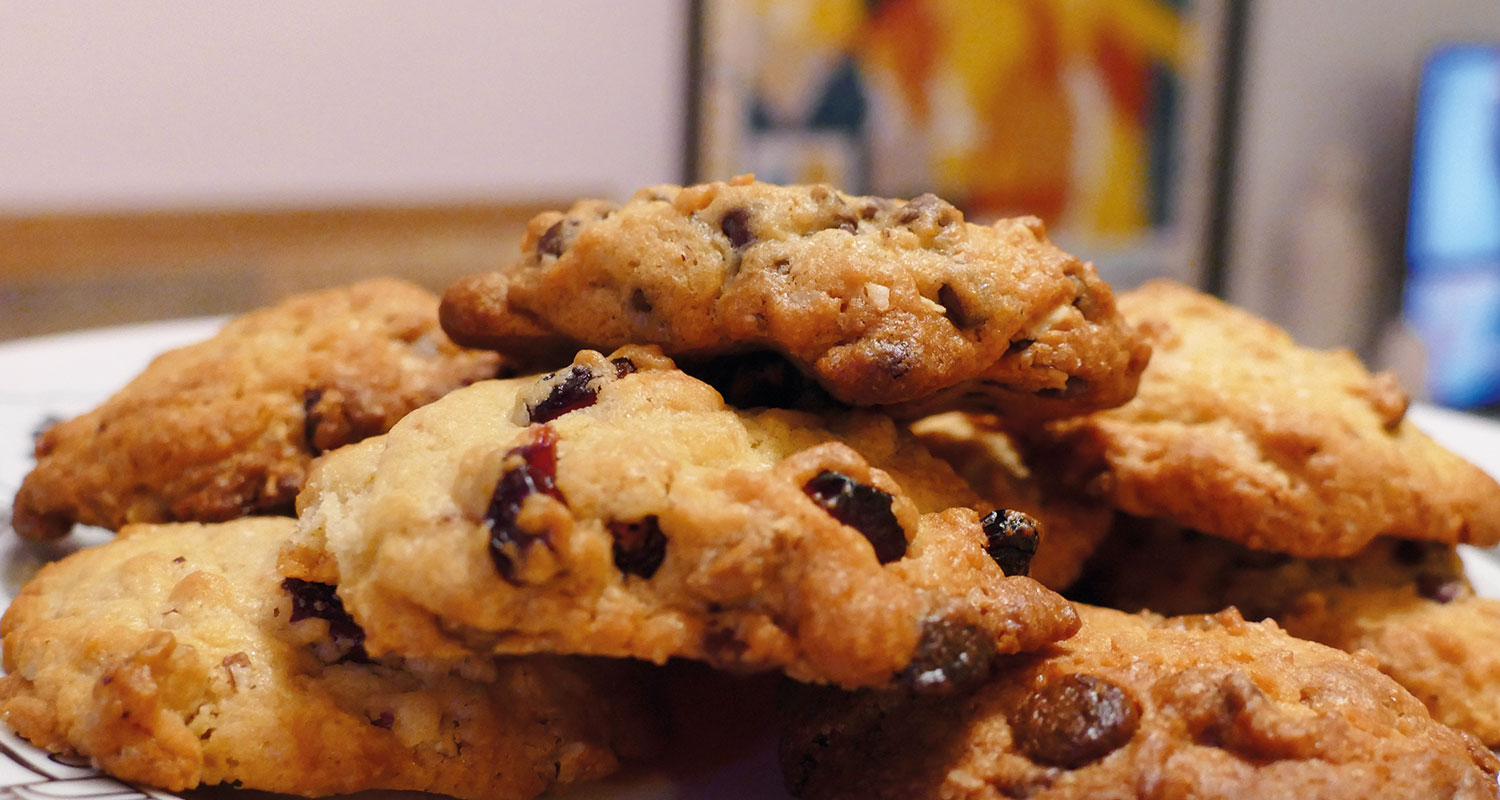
0 517 658 798
1018 280 1500 556
439 176 1151 419
910 411 1113 591
781 605 1500 799
286 346 1079 689
11 278 505 540
1078 520 1500 746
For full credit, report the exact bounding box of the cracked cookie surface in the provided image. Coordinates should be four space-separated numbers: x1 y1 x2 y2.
781 605 1500 800
1018 280 1500 556
286 346 1078 689
0 517 656 798
12 278 504 540
440 176 1150 420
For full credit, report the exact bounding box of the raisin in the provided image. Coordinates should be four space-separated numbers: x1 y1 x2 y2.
802 471 907 563
610 515 667 578
899 618 997 693
281 578 369 663
528 365 598 423
486 427 563 583
722 207 755 248
981 509 1040 577
1012 674 1141 768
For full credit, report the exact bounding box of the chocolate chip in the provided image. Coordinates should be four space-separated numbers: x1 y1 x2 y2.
1392 539 1430 566
629 288 653 314
527 365 599 423
899 618 997 693
371 711 395 729
611 357 638 378
537 219 572 257
981 509 1040 577
937 283 973 329
1037 376 1089 399
683 351 831 410
610 515 667 578
281 578 369 663
1005 338 1036 356
722 208 755 248
831 214 858 234
1012 674 1141 768
486 427 563 583
1416 573 1464 604
803 471 907 563
302 387 326 455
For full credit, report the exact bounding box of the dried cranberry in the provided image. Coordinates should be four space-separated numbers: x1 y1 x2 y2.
1417 573 1464 604
610 515 667 578
899 618 997 693
981 509 1040 577
802 471 906 563
281 578 369 662
486 427 563 583
722 207 755 248
528 365 598 423
1012 674 1141 768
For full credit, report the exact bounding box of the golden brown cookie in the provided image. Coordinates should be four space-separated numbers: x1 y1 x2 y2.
440 175 1151 420
0 517 657 798
781 605 1500 800
911 411 1113 591
1077 520 1500 745
11 278 504 540
287 346 1078 689
1020 280 1500 556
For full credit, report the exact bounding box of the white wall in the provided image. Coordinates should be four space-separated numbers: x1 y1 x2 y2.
0 1 687 212
1225 0 1500 352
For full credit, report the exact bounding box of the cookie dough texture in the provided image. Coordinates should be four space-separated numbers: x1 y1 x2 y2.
782 605 1500 800
0 517 656 798
911 411 1113 591
1080 522 1500 746
440 176 1150 420
1022 280 1500 556
287 346 1078 689
11 278 504 540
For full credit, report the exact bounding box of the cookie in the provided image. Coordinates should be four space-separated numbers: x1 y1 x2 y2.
781 605 1500 800
439 175 1151 419
910 411 1113 591
1019 280 1500 556
11 278 505 540
0 517 657 798
286 345 1079 689
1077 520 1500 745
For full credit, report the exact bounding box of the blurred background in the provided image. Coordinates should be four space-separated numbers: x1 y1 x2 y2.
1 0 1498 410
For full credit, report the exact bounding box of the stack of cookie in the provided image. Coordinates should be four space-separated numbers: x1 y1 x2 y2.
3 176 1499 800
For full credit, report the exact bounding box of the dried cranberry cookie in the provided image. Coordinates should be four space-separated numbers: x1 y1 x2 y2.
781 605 1499 800
1016 280 1500 556
0 517 657 798
286 346 1078 689
11 278 505 540
440 176 1150 419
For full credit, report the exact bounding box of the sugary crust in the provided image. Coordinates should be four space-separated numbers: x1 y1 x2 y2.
288 346 1078 688
782 605 1500 800
1080 522 1500 746
1024 280 1500 556
911 412 1113 591
11 278 504 539
0 518 657 798
440 176 1150 419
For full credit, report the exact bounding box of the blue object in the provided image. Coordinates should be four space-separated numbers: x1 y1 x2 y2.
1405 44 1500 409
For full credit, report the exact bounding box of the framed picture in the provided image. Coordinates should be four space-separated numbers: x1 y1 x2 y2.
687 0 1235 289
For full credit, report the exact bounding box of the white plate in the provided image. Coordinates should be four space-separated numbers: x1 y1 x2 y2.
0 319 1498 800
